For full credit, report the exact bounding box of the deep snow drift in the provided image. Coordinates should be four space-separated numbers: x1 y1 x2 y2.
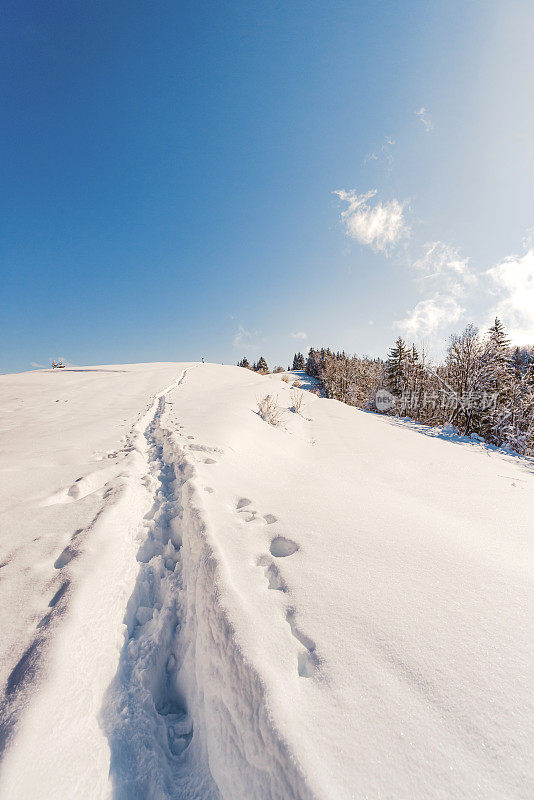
0 363 532 799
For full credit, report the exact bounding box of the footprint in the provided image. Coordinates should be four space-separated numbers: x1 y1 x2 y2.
156 701 193 756
297 651 317 679
187 436 195 440
286 608 318 678
263 514 277 525
49 580 70 608
204 487 214 493
257 556 287 591
236 498 252 509
37 612 53 630
43 470 117 506
203 458 216 465
270 536 299 558
54 528 83 569
54 545 78 568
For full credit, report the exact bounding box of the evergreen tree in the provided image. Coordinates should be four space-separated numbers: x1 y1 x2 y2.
256 356 268 373
482 318 512 444
386 337 409 396
292 352 305 370
487 318 510 360
237 357 250 369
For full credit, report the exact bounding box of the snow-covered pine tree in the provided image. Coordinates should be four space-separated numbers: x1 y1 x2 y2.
482 318 512 445
292 352 305 370
306 348 318 377
386 337 409 397
237 357 250 369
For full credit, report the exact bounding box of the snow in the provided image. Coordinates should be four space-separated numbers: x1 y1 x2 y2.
0 363 533 799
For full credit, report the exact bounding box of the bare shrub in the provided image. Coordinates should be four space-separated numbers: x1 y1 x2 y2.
292 380 301 388
257 395 284 425
273 366 284 373
290 388 304 414
281 375 290 383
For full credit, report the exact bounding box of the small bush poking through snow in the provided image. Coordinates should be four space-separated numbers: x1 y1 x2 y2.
257 395 284 426
292 380 301 388
290 389 304 414
281 375 290 383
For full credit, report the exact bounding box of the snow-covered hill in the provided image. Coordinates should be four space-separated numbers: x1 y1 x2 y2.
0 363 532 799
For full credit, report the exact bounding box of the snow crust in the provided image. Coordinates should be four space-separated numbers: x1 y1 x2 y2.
0 363 532 799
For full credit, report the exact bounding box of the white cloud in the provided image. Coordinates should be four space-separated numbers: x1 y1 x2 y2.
413 241 468 276
413 241 476 296
415 107 434 132
233 325 261 350
333 188 410 255
291 331 307 340
363 152 378 164
396 294 464 339
395 242 475 343
486 249 534 343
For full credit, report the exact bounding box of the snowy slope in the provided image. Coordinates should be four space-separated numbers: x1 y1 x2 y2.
0 363 533 799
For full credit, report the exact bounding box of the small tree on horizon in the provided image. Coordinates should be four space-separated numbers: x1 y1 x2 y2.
256 356 268 373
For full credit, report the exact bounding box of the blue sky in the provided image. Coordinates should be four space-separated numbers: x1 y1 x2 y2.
2 0 534 373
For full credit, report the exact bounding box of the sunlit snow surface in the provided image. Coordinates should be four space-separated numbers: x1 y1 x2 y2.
0 363 532 799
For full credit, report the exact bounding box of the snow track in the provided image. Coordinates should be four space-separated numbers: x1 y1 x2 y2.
102 374 221 799
103 369 315 799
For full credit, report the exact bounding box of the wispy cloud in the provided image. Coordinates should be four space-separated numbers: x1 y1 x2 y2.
362 136 395 170
30 361 47 368
291 331 307 340
233 324 262 350
415 107 434 132
333 188 410 255
381 136 395 170
395 242 475 342
397 294 464 339
413 241 476 296
486 248 534 343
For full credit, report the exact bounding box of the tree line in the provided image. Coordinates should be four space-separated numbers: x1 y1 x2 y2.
237 352 306 373
305 319 534 456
